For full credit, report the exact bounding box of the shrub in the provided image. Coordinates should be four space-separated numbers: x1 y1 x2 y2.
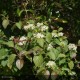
0 20 78 79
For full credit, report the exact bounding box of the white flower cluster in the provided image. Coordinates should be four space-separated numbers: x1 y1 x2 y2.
46 61 56 68
68 43 77 51
58 32 64 36
47 43 53 50
33 33 45 38
37 22 48 31
41 25 48 31
18 36 27 46
52 32 58 37
37 22 43 27
24 24 35 30
52 32 64 37
70 52 76 58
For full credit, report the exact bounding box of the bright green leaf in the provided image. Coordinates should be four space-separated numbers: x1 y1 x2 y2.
0 49 8 60
68 61 74 70
47 51 56 60
2 19 9 29
59 59 66 65
58 53 66 58
37 38 44 47
33 55 43 67
27 32 33 38
7 54 16 69
58 27 63 31
16 21 22 29
46 32 52 42
53 38 60 45
1 60 7 67
5 41 14 47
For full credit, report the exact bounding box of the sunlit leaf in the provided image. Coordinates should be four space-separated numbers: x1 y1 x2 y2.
37 38 44 47
16 59 24 70
2 19 9 29
47 51 56 60
0 49 8 60
33 55 43 67
46 32 52 42
16 21 22 29
68 61 74 70
7 54 16 69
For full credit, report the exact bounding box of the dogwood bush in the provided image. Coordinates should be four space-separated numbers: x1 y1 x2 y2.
0 21 77 79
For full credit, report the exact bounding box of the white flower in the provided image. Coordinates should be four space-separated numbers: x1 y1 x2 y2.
24 25 30 30
70 52 76 58
41 25 48 31
58 32 64 36
18 36 27 46
47 43 53 50
56 11 59 13
9 36 14 40
33 33 45 38
52 32 58 37
37 22 43 27
46 61 56 68
23 24 35 30
68 43 77 51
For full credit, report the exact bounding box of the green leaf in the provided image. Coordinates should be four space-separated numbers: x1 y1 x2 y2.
62 46 68 52
15 44 23 51
27 32 33 38
5 41 14 47
18 10 24 17
68 61 74 70
37 38 44 47
7 54 16 69
2 19 9 29
47 51 56 60
0 49 8 60
1 60 7 67
46 32 52 42
33 55 43 67
58 27 63 31
58 54 66 58
16 21 22 29
52 48 59 58
53 38 60 45
59 59 66 65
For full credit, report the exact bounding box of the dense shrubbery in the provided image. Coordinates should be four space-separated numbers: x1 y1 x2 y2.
0 0 80 80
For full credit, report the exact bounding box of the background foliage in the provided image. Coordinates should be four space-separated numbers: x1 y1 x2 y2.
0 0 80 80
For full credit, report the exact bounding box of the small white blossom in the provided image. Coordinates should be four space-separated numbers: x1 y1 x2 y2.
70 52 76 58
9 36 14 40
23 24 35 30
18 36 27 46
68 43 77 51
37 22 43 27
46 61 56 68
47 43 53 50
58 32 64 36
52 32 58 37
41 25 48 31
33 33 45 38
56 11 59 13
